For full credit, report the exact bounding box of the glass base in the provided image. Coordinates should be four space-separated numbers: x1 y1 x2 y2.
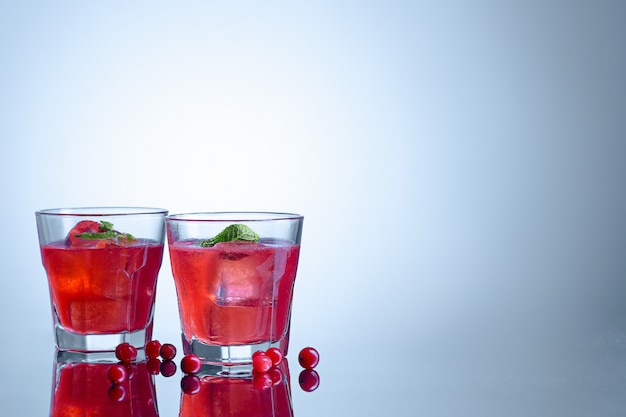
55 324 152 352
182 336 287 366
55 348 146 364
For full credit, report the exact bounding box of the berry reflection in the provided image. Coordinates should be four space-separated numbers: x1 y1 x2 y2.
298 369 320 392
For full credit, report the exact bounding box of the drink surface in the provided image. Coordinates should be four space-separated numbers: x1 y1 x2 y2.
40 241 164 334
169 240 300 346
51 361 158 417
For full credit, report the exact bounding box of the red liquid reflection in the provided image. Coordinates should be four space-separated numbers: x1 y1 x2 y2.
180 361 293 417
50 354 158 417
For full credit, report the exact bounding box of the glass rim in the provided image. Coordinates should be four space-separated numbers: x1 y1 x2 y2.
166 211 303 222
35 207 169 217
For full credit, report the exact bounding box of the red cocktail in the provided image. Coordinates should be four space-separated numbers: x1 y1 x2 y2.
169 240 299 345
41 241 163 334
36 207 167 351
166 212 303 365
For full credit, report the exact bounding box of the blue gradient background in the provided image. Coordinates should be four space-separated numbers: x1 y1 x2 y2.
1 1 626 415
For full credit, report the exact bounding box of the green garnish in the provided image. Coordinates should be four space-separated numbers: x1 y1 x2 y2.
199 224 259 247
76 221 136 241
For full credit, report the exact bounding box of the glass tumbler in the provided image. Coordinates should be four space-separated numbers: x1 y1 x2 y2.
36 207 168 351
166 212 303 366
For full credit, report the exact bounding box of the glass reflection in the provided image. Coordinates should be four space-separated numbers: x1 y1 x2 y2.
50 350 158 417
179 360 294 417
49 351 310 416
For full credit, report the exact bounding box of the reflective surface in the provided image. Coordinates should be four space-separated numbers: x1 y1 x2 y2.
4 327 626 415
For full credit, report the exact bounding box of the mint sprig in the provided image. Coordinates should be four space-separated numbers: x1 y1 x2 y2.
76 220 136 241
199 224 259 247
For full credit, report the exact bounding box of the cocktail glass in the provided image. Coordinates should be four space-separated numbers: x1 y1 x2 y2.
166 212 303 366
36 207 168 351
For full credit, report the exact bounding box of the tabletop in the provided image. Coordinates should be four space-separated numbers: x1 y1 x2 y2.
4 323 626 416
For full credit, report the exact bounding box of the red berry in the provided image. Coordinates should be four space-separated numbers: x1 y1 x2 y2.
160 343 177 360
265 348 283 366
252 372 274 390
146 358 161 375
252 353 273 374
180 354 203 375
107 384 127 402
298 369 320 392
160 360 177 377
115 343 138 363
181 375 201 395
268 367 284 385
66 220 102 247
252 350 265 359
106 364 127 384
298 347 319 369
145 340 162 358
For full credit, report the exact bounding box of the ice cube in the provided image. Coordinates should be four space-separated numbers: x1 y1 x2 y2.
69 298 129 332
215 248 273 306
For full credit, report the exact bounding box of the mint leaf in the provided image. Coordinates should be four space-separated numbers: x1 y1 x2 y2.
100 221 114 232
75 231 118 240
76 231 136 240
199 224 259 247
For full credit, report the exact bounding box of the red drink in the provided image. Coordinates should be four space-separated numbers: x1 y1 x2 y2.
40 240 164 335
50 360 158 417
179 362 293 417
36 208 168 351
169 240 300 346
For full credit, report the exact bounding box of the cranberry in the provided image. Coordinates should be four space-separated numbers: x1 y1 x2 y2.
298 347 319 369
160 343 177 360
107 364 127 384
298 369 320 392
160 360 177 377
252 372 274 390
265 347 283 366
145 340 162 358
181 375 201 395
146 358 161 375
180 354 203 375
268 367 284 385
107 384 127 402
115 343 138 363
252 352 273 374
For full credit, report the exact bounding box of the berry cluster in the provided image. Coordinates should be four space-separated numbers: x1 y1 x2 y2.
252 348 284 373
105 342 321 399
250 347 321 392
111 340 206 396
105 340 180 402
105 343 141 402
144 340 178 376
250 348 286 390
